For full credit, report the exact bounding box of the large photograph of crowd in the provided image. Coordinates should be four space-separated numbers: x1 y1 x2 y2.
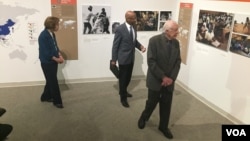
134 11 159 31
82 5 111 34
230 13 250 58
196 10 234 51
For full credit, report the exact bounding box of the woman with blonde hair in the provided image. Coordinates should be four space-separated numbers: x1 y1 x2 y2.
38 16 64 108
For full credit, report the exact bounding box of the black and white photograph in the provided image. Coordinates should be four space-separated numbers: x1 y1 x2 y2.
160 11 172 21
134 11 159 31
111 22 120 34
196 10 234 51
159 11 172 31
82 5 111 34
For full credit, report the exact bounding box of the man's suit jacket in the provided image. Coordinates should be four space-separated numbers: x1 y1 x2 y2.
112 23 142 65
146 33 181 91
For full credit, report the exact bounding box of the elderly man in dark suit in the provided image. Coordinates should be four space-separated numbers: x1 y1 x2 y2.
111 11 146 108
138 20 181 139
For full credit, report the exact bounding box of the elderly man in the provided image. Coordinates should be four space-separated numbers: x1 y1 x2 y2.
138 20 181 139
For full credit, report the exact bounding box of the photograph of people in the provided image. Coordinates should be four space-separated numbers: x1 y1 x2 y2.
160 11 172 21
134 11 159 31
230 34 250 57
233 14 250 35
112 22 120 34
230 13 250 58
159 11 172 31
82 5 111 34
196 10 234 51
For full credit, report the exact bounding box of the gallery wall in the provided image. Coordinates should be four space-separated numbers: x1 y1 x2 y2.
75 0 177 81
177 0 250 124
1 0 250 124
0 0 177 84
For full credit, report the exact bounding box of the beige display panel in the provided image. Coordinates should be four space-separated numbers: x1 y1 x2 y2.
177 3 193 65
51 0 78 60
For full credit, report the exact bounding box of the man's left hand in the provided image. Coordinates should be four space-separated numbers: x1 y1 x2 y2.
141 46 146 53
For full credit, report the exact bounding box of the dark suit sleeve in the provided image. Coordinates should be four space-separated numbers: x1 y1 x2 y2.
134 29 142 50
38 31 58 61
169 41 181 81
111 28 122 61
147 37 165 80
135 39 142 50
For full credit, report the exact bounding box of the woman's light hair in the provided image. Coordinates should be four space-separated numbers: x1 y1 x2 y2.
44 16 60 30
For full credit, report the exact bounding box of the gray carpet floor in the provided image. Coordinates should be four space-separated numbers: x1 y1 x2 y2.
0 79 233 141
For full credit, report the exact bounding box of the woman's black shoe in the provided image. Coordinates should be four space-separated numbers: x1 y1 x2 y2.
53 104 64 108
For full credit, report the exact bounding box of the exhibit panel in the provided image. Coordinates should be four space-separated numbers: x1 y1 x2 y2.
177 2 193 64
51 0 79 60
177 0 250 124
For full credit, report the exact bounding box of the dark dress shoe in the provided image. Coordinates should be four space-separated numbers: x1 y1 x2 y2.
121 100 129 108
53 104 64 109
0 108 6 117
0 123 13 141
126 93 133 97
158 127 173 139
138 115 146 129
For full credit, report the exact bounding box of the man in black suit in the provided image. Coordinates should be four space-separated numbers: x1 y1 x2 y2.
138 20 181 139
111 11 146 108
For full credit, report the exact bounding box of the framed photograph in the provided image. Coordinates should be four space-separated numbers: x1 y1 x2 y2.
111 22 120 34
230 13 250 58
159 11 172 31
196 10 234 51
82 5 111 34
134 11 159 31
160 11 172 21
233 14 250 35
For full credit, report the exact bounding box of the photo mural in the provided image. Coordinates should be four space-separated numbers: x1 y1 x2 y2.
111 22 120 34
159 11 172 31
134 11 159 31
230 13 250 58
196 10 234 51
82 5 111 34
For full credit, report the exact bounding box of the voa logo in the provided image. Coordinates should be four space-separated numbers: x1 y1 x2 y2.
226 129 246 136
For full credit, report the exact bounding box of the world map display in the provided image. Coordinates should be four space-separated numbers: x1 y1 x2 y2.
0 19 15 39
0 1 46 62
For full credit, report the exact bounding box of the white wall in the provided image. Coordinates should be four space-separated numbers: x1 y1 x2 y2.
74 0 177 81
0 0 176 84
1 0 250 124
177 0 250 124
